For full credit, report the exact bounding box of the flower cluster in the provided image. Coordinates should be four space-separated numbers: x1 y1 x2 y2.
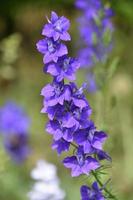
37 11 110 176
80 182 105 200
75 0 114 68
28 159 65 200
37 11 111 198
0 102 30 163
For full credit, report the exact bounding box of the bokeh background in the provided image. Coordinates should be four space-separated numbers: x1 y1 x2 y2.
0 0 133 199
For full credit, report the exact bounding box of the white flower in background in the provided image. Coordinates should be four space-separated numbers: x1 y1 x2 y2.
28 160 65 200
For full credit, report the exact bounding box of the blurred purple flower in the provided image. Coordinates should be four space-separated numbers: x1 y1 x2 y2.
75 0 114 68
0 102 30 163
87 73 98 93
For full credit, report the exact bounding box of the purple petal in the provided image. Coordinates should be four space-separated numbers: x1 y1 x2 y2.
36 39 47 54
51 11 58 23
42 24 53 37
57 44 68 57
46 63 60 76
60 32 71 41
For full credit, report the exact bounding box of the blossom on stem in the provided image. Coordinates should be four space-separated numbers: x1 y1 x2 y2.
80 182 105 200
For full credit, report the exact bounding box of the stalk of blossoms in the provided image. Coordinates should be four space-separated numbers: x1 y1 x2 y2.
75 0 114 92
36 12 117 199
0 101 30 163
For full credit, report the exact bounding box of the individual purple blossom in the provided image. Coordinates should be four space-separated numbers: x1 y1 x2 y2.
74 121 107 154
63 147 100 177
36 38 68 64
80 182 105 200
41 81 71 106
61 104 92 130
41 103 65 121
44 56 80 82
52 139 70 155
0 102 30 163
46 120 74 142
42 11 71 41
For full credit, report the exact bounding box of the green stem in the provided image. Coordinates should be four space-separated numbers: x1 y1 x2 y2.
92 171 118 200
70 142 118 199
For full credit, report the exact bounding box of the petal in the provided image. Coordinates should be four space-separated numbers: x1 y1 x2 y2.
51 11 58 23
71 165 82 177
52 139 70 155
83 141 92 154
41 84 54 97
36 39 47 54
43 53 52 64
74 130 87 144
42 24 53 37
60 32 71 41
60 17 70 31
57 44 68 57
46 63 60 76
63 156 77 168
53 129 62 140
83 157 100 173
73 98 87 109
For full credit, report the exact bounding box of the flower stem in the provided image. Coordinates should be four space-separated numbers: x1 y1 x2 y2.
70 142 117 199
92 171 118 199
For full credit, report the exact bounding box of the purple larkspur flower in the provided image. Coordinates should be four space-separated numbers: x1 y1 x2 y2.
74 121 107 153
0 102 30 163
41 103 65 121
70 82 89 109
36 38 68 64
46 120 74 142
80 182 105 200
76 0 114 69
42 11 71 41
4 132 30 163
41 81 71 106
78 48 94 68
52 139 70 155
0 102 29 135
75 0 101 18
61 104 92 130
63 147 100 177
45 56 80 82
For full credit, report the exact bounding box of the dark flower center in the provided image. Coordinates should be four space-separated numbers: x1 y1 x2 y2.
77 153 85 166
47 40 56 53
73 108 81 119
63 58 70 72
54 20 62 33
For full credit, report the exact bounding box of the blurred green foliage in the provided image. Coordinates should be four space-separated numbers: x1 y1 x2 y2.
0 0 133 200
